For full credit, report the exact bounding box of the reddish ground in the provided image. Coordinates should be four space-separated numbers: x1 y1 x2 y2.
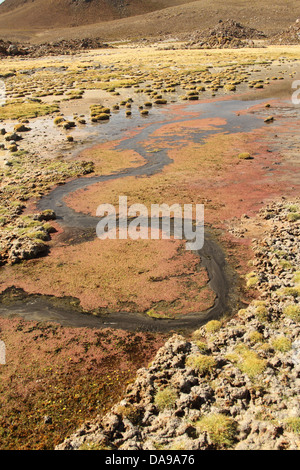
0 238 215 315
74 140 146 176
65 103 299 226
0 85 299 451
0 317 168 449
0 96 299 316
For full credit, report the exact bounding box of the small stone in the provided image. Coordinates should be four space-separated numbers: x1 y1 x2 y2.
264 116 274 123
44 415 52 424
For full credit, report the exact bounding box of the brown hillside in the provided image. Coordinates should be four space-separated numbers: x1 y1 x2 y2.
0 0 299 43
0 0 194 28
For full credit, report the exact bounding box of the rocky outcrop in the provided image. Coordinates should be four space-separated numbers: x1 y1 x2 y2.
270 19 300 45
184 20 266 49
0 38 109 58
56 199 300 450
0 211 56 265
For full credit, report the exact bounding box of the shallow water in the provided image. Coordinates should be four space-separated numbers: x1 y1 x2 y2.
38 97 265 228
0 96 268 331
0 228 234 332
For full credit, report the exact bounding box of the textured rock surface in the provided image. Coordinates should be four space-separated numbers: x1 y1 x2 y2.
184 20 265 49
0 38 109 58
56 199 300 450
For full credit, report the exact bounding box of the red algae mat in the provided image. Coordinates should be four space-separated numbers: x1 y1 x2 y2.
65 128 295 221
0 238 215 315
0 317 167 449
0 95 299 318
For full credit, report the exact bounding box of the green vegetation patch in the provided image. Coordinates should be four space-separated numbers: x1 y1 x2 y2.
186 354 217 375
0 100 59 120
204 320 222 334
245 271 259 288
196 413 237 448
226 345 267 379
285 418 300 434
154 387 178 411
283 304 300 322
271 336 292 352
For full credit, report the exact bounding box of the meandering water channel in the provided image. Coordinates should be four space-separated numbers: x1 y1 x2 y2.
0 96 267 331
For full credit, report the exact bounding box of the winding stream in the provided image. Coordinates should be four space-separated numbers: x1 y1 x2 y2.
0 97 267 331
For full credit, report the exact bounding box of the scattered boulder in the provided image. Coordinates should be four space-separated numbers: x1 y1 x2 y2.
35 209 56 221
8 238 49 264
5 132 22 142
270 19 300 44
14 123 31 133
264 116 275 123
0 37 110 58
7 44 19 56
238 152 253 160
184 19 266 49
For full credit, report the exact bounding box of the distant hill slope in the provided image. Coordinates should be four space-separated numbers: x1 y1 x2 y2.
0 0 194 28
0 0 299 42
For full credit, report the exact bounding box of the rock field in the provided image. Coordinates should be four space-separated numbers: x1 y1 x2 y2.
56 199 300 450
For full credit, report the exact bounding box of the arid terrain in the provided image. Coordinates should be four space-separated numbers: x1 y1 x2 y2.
0 0 299 43
0 0 299 452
